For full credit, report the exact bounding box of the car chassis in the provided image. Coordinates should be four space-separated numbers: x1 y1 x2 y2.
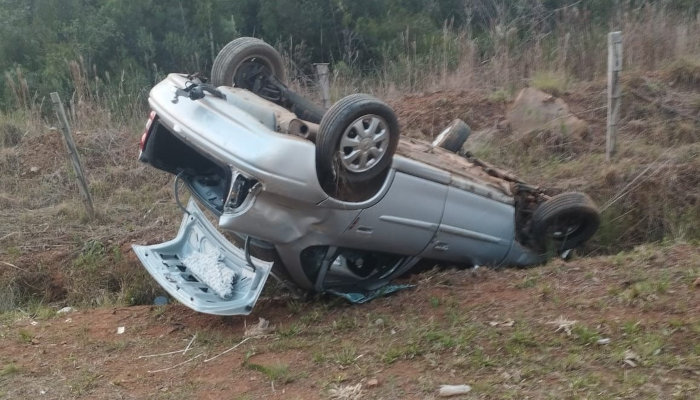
133 38 600 315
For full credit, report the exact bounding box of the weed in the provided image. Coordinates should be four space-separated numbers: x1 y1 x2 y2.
332 316 358 332
1 363 20 376
517 276 538 289
245 363 297 385
488 88 512 103
278 323 304 338
423 329 457 351
383 342 422 364
572 325 599 346
530 71 568 97
333 346 358 367
429 296 441 308
18 329 33 344
286 300 304 314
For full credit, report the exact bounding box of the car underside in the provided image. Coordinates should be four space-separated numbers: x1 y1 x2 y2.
132 37 600 315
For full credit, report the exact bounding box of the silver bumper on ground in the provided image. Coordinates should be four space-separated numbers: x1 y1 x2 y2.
132 199 272 315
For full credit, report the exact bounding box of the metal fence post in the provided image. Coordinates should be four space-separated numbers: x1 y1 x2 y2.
607 31 623 161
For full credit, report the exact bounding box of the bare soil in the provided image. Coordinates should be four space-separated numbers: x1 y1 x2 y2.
2 74 700 399
1 245 699 399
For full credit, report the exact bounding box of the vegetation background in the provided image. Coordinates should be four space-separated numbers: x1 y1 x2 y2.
2 0 700 113
0 0 699 316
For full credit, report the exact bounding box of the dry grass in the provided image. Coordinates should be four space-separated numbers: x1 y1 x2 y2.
0 244 699 399
0 2 699 315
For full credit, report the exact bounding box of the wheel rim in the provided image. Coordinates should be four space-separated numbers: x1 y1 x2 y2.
232 56 274 88
549 216 584 240
339 114 390 173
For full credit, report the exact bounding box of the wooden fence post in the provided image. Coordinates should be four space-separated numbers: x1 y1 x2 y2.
607 31 623 161
50 92 95 219
314 63 331 108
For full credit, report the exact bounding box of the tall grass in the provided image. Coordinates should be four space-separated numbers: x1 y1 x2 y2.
278 3 700 99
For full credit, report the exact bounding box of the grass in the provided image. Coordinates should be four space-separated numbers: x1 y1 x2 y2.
244 361 298 385
1 363 20 376
666 57 700 86
529 71 568 97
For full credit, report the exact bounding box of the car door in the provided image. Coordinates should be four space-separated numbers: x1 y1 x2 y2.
420 186 515 266
337 172 448 256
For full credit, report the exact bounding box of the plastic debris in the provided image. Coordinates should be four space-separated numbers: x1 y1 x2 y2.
154 296 168 306
117 326 125 334
438 385 472 397
547 316 577 336
623 350 639 367
57 307 75 314
329 383 363 400
245 318 272 337
597 338 611 345
328 284 415 304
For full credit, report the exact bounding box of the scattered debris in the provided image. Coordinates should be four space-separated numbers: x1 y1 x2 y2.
597 338 611 345
138 334 197 359
366 378 379 388
57 307 75 314
438 384 472 397
489 319 515 328
547 316 577 336
204 336 254 363
245 318 273 337
329 383 363 400
623 350 640 368
148 353 203 374
154 296 168 306
117 327 125 335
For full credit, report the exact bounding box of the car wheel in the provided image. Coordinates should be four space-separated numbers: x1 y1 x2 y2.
211 37 286 88
316 94 400 188
433 119 471 153
531 192 600 252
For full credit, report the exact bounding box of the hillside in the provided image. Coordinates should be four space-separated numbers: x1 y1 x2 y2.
1 68 700 397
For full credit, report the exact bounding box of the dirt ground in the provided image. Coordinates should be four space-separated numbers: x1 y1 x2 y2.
2 75 700 399
2 244 699 399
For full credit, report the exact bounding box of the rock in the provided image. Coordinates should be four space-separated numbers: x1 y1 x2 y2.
694 277 700 287
438 385 472 397
57 307 75 314
374 318 384 326
597 338 611 345
507 87 588 147
367 378 379 388
29 166 40 174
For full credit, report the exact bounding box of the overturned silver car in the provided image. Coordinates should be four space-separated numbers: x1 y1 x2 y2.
133 38 600 315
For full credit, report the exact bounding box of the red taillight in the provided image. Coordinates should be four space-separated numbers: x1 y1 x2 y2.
140 111 157 151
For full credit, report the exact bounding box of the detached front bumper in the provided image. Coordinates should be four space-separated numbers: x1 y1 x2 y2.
132 199 272 315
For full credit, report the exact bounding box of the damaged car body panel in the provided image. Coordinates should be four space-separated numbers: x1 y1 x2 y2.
134 38 600 315
132 199 273 316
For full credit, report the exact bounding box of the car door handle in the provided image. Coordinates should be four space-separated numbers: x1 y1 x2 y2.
433 242 449 251
356 226 374 237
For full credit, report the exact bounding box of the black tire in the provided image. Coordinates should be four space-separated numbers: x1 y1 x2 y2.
531 192 600 251
211 37 286 88
316 94 400 188
433 119 471 153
